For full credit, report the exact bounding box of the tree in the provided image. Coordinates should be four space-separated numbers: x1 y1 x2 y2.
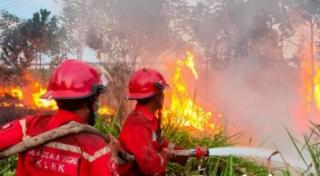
291 0 320 120
21 9 67 69
0 12 34 84
0 9 66 84
186 0 295 69
61 0 191 116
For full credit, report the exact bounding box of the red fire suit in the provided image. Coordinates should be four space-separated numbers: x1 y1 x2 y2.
118 105 185 176
0 110 118 176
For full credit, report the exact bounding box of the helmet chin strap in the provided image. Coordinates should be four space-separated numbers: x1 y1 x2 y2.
87 110 96 126
156 109 163 145
155 93 164 145
87 97 98 126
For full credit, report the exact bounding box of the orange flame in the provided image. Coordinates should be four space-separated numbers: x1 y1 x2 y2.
314 67 320 109
163 52 222 135
0 87 23 101
299 41 320 125
0 74 115 116
0 75 56 109
97 106 116 116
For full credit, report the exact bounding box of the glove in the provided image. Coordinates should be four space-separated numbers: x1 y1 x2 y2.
195 147 209 158
108 134 121 159
161 148 175 160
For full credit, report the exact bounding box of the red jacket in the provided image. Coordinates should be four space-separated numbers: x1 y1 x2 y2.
0 110 118 176
118 105 182 176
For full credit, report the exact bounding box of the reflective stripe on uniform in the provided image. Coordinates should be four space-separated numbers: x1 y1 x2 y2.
46 142 82 154
19 119 30 140
45 142 110 162
82 146 110 162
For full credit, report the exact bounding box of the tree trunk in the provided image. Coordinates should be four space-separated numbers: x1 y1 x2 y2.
35 51 38 69
39 53 42 70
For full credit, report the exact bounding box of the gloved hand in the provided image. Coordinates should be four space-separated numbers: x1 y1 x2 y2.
161 148 175 160
195 147 209 158
108 134 121 159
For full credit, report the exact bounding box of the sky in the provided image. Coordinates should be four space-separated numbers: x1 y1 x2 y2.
0 0 98 62
0 0 60 18
0 0 200 18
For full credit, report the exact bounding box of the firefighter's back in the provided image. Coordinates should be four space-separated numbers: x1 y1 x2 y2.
15 113 117 176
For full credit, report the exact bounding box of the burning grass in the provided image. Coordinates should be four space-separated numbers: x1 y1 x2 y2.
162 51 223 136
94 89 271 176
0 73 56 110
0 73 115 118
94 110 270 176
0 52 296 175
0 53 272 175
0 113 290 176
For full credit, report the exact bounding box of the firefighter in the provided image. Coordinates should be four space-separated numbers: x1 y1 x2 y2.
119 68 208 175
0 59 119 176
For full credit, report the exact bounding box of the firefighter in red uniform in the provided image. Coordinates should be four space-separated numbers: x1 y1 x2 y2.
0 59 119 176
119 68 207 175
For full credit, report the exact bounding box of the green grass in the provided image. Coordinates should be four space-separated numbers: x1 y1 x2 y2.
162 128 269 176
0 155 17 176
95 112 270 175
0 113 272 176
286 121 320 176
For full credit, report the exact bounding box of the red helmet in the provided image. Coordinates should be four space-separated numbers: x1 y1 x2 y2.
41 59 109 100
127 68 168 100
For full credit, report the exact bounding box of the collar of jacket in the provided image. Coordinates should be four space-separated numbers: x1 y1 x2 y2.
45 109 87 130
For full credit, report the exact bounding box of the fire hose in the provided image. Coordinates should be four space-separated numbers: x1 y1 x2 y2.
0 121 134 161
0 121 280 168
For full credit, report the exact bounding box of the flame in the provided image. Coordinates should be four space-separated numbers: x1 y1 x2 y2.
163 52 222 135
0 74 115 116
0 75 56 109
0 87 23 100
314 66 320 109
97 106 116 116
184 51 198 79
300 41 320 123
31 82 57 110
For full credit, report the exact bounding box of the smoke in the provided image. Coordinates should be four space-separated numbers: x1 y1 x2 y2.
181 0 311 167
60 0 316 168
195 57 307 167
